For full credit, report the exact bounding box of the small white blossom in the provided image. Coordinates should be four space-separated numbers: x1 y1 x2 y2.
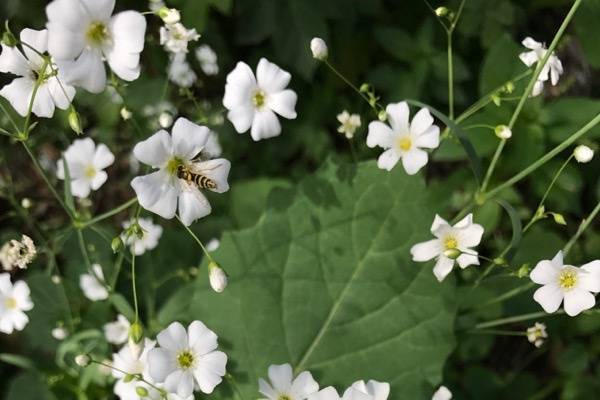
52 326 68 340
494 125 512 140
411 214 484 282
195 45 219 75
46 0 147 93
121 218 163 256
149 0 165 12
337 111 361 139
526 322 548 348
350 380 390 400
223 58 297 141
158 7 181 24
574 145 594 163
131 117 231 226
113 339 157 400
168 53 197 88
160 23 199 54
258 363 319 400
0 28 75 117
308 386 373 400
80 263 109 301
121 107 132 121
75 354 90 367
310 37 328 60
206 238 220 252
148 320 228 398
367 102 440 174
0 235 36 271
519 37 563 97
0 273 33 334
21 198 32 209
104 314 131 345
208 263 227 293
432 386 452 400
530 251 600 316
57 138 115 198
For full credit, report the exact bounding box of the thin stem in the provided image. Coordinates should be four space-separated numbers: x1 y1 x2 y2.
470 282 535 310
76 229 93 273
89 359 165 395
176 215 215 263
486 113 600 199
447 32 454 120
474 310 563 329
324 61 377 113
22 59 49 136
79 197 137 228
131 248 139 323
226 373 245 400
563 199 600 256
467 329 526 337
0 100 21 133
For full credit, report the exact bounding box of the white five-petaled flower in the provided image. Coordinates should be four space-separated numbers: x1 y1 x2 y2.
104 314 131 345
519 37 563 97
258 363 319 400
160 23 200 54
367 102 440 174
530 251 600 316
121 217 163 256
0 273 33 334
148 320 228 398
526 322 548 348
195 45 219 76
46 0 147 93
350 380 390 400
112 338 157 400
337 111 361 139
223 58 297 141
131 117 231 226
57 138 115 198
0 28 76 117
411 214 484 282
80 263 109 301
308 386 374 400
168 53 197 88
432 386 452 400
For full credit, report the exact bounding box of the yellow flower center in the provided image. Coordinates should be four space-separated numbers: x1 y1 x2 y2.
176 351 195 369
252 90 266 108
558 269 578 290
86 21 109 46
444 236 457 250
4 297 16 310
278 395 291 400
166 157 184 176
397 136 412 151
84 165 97 178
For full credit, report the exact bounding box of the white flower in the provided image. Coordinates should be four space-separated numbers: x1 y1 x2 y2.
52 326 68 340
526 322 548 348
310 37 328 60
131 117 231 226
160 23 199 54
337 111 361 139
0 273 33 334
104 314 131 345
0 28 75 117
148 320 228 398
75 354 90 367
258 363 319 400
410 214 484 282
574 145 594 163
113 339 156 400
158 7 181 24
206 238 220 252
223 58 297 141
80 263 109 301
432 386 452 400
57 138 115 198
168 53 197 88
530 251 600 316
308 386 373 400
46 0 147 93
149 0 165 12
350 380 389 400
195 45 219 75
121 218 163 256
519 37 563 97
494 125 512 140
208 263 228 293
367 102 440 174
0 235 37 271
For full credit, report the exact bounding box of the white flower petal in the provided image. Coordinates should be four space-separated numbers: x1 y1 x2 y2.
46 77 76 110
193 351 227 394
31 84 56 118
227 106 255 133
533 284 563 313
432 386 452 400
70 178 92 198
267 364 293 393
192 158 231 193
20 28 48 67
133 129 173 167
410 239 442 262
551 251 564 266
46 0 86 58
250 109 281 141
401 148 428 175
385 102 409 134
456 253 479 269
259 378 278 399
148 348 175 382
172 117 210 160
530 260 560 285
131 171 178 219
157 321 188 352
531 80 544 97
177 187 211 226
519 50 539 67
80 0 115 20
0 44 30 76
431 214 450 232
90 170 108 190
522 37 542 50
58 49 106 93
579 261 600 292
410 107 434 136
223 62 256 109
366 121 394 149
267 89 297 119
365 380 389 400
93 144 115 170
109 11 146 53
106 47 141 81
256 58 291 93
433 257 455 282
455 223 484 248
309 387 340 400
414 125 440 149
0 77 34 116
188 320 218 355
563 288 595 317
290 371 319 399
377 148 401 171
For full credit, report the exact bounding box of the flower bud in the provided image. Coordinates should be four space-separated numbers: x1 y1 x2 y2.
129 321 144 344
21 198 32 209
158 7 181 24
68 109 83 135
52 326 68 340
111 236 123 254
517 264 531 278
75 354 90 367
136 386 149 397
120 107 132 121
435 7 449 17
158 112 173 128
574 145 593 163
443 248 461 259
494 125 511 139
1 31 16 47
124 374 135 383
208 261 228 293
310 37 328 60
377 110 387 122
128 337 144 360
51 275 61 284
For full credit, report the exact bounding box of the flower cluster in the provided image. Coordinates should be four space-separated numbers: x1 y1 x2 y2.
0 235 36 271
519 37 563 97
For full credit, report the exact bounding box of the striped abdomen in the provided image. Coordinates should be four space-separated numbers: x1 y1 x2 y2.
177 165 217 189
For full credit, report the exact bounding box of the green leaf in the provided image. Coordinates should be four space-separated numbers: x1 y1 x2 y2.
109 293 135 322
494 199 522 261
5 371 56 400
166 160 456 398
0 353 35 370
574 0 600 68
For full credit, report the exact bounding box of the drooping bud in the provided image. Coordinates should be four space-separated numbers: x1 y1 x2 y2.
158 112 173 128
310 37 328 61
136 386 149 397
443 248 461 259
435 7 449 17
68 109 83 135
129 321 143 344
111 236 123 254
158 7 181 24
120 107 132 121
377 110 387 122
51 275 61 284
21 198 32 209
494 125 512 139
517 264 531 278
574 145 594 163
75 354 90 367
208 261 228 293
2 22 17 47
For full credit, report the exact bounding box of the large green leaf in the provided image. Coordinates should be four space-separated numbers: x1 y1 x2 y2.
162 160 456 398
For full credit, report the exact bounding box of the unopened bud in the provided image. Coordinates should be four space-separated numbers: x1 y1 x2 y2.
129 321 143 344
208 261 228 293
158 7 180 24
493 257 507 266
491 94 501 107
111 236 123 253
124 374 135 383
517 264 531 278
310 37 328 60
443 248 461 259
574 145 594 163
21 198 32 209
75 354 90 367
120 107 132 121
128 337 143 360
158 112 173 128
377 110 387 122
68 109 83 135
504 81 515 94
135 386 149 397
51 275 61 284
494 125 512 139
435 7 449 17
359 83 371 93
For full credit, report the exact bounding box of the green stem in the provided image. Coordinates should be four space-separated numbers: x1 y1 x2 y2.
470 282 535 310
79 198 137 228
324 60 378 114
485 113 600 199
447 32 454 120
177 215 215 263
0 100 21 133
467 329 526 337
474 310 563 329
131 249 139 323
563 199 600 256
